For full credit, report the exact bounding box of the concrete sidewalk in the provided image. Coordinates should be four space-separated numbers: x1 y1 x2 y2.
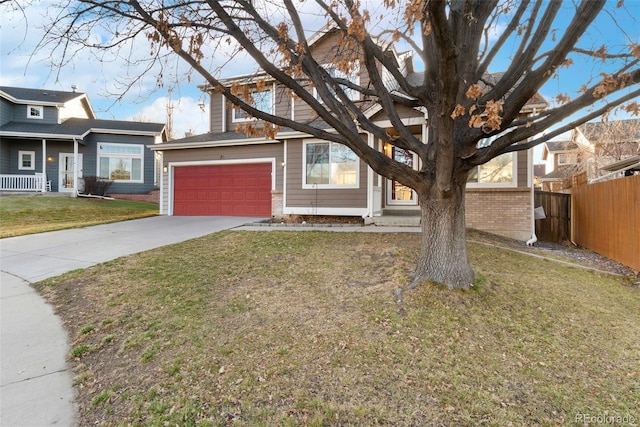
0 216 260 426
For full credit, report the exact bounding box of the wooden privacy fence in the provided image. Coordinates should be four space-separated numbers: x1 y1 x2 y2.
534 191 571 242
572 175 640 271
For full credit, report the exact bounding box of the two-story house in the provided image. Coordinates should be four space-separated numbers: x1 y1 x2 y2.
150 26 546 240
539 133 583 192
0 86 166 196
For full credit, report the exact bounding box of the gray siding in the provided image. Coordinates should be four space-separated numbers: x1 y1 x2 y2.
285 139 368 209
0 134 157 193
0 139 10 172
9 103 59 124
0 138 58 189
209 92 224 133
0 98 12 126
517 150 528 188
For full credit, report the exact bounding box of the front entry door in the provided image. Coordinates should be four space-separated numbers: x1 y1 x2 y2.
387 147 417 205
59 153 83 192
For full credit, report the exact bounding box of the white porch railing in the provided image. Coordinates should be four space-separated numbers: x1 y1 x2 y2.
0 174 46 192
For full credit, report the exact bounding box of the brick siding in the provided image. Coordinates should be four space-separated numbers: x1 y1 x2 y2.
465 188 532 241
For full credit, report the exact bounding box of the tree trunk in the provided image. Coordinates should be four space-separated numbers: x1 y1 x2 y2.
411 181 475 290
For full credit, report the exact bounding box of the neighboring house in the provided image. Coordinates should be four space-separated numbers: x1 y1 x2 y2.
150 26 547 240
575 118 640 180
0 86 166 196
533 164 547 189
540 119 640 191
540 134 583 192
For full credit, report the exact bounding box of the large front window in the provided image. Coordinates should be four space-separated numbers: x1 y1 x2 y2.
467 134 516 187
467 153 515 184
304 141 358 188
97 143 143 182
232 89 273 122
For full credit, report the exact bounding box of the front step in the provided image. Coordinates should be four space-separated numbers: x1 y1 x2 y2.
364 215 421 227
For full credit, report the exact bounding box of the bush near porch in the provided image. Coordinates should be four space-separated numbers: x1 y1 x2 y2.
0 195 158 238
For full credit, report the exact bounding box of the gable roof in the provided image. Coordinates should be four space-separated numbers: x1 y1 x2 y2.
545 139 578 152
541 164 582 180
0 86 85 105
0 118 165 140
149 131 277 150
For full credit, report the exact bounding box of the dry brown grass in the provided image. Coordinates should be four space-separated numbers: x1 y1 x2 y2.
0 195 157 238
36 231 640 426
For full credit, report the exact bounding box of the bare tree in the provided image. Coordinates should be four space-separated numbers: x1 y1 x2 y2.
30 0 640 289
576 119 640 178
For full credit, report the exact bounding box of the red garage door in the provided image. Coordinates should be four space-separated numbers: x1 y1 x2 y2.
173 163 272 216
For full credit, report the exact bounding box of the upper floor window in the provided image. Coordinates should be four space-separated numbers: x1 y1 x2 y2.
304 140 358 188
97 143 144 182
314 62 360 102
557 153 576 165
232 89 273 122
18 150 35 170
27 105 43 119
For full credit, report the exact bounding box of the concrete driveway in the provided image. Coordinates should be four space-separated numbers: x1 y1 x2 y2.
0 215 261 426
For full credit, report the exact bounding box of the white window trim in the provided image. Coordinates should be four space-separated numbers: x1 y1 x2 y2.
313 61 361 103
556 152 575 165
27 105 43 119
96 142 144 183
466 152 518 188
18 150 36 170
231 86 274 123
302 139 360 189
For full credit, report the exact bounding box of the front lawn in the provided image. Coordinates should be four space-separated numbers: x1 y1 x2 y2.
36 231 639 426
0 195 158 238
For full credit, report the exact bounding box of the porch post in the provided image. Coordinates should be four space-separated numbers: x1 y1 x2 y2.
366 132 374 218
73 138 79 198
42 139 47 192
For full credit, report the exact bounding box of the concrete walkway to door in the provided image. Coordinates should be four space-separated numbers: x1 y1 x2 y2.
0 216 261 426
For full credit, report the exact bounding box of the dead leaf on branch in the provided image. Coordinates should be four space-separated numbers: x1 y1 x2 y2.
621 102 640 116
555 93 571 105
465 84 483 100
469 114 483 128
450 104 465 120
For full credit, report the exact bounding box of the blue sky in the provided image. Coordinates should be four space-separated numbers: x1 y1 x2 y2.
1 1 638 144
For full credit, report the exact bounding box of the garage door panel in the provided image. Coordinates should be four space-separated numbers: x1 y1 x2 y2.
173 164 272 216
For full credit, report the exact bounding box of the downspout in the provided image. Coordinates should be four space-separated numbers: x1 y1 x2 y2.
221 94 226 133
72 138 79 198
526 110 537 246
526 145 537 246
